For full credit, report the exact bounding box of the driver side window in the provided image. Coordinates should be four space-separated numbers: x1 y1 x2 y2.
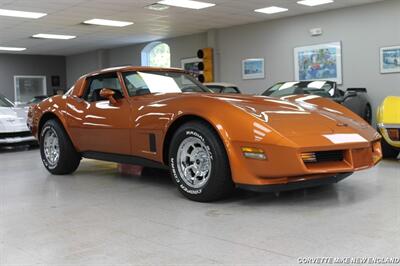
84 73 124 102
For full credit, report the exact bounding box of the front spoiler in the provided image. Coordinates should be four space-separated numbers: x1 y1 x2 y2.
236 172 352 193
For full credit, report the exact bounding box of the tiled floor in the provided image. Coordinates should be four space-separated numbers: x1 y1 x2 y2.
1 147 399 265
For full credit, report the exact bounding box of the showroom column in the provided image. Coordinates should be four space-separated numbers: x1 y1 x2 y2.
207 29 220 82
96 49 110 69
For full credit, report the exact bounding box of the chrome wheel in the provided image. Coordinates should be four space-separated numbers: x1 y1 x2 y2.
177 137 212 189
43 128 60 167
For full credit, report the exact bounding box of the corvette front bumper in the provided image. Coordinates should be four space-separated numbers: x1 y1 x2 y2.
237 172 352 192
229 137 382 188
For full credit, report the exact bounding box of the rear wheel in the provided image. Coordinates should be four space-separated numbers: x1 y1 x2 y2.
169 121 235 202
40 119 81 174
381 136 399 159
363 104 372 124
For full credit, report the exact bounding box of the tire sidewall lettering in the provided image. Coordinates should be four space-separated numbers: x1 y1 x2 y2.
171 128 214 195
185 130 214 161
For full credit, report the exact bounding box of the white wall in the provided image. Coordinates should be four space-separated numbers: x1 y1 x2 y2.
66 50 104 89
0 54 66 101
217 0 400 112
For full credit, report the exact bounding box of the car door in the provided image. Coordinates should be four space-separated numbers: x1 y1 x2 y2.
66 72 132 155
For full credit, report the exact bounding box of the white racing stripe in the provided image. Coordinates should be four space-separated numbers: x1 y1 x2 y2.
323 133 368 144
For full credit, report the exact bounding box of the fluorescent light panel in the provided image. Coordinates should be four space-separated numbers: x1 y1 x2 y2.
297 0 334 7
157 0 215 9
0 8 46 19
0 46 26 51
255 6 288 14
145 3 170 11
83 19 133 27
32 34 76 40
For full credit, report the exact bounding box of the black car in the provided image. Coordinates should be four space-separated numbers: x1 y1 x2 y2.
262 81 372 124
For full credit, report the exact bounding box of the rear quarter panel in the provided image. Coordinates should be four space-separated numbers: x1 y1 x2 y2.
28 95 70 141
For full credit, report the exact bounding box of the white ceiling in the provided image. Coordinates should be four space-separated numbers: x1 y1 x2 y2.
0 0 385 56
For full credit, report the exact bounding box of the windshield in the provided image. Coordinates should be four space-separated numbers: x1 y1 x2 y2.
0 94 14 107
122 71 211 96
262 81 336 98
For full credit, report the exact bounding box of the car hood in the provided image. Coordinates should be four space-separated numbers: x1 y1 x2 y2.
0 106 29 133
207 93 374 138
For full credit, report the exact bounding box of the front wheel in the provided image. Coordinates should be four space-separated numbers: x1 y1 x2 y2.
363 104 372 124
40 119 81 175
169 121 235 202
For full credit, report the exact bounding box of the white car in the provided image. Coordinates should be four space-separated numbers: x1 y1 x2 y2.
0 94 36 146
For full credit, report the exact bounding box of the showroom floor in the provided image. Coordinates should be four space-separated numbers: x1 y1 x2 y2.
1 147 399 265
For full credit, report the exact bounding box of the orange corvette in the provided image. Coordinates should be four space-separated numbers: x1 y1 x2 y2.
28 66 382 201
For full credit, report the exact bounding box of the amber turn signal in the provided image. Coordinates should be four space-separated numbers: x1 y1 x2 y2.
387 128 400 141
241 147 266 160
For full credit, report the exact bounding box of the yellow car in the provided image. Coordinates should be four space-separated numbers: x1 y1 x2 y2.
377 96 400 158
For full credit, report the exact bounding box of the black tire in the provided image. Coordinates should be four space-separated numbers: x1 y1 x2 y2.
381 136 399 159
40 119 81 175
363 104 372 124
169 121 235 202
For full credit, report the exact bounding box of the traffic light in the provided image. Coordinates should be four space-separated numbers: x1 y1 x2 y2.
197 48 214 83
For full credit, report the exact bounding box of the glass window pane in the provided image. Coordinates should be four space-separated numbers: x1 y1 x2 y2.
14 76 46 105
149 43 171 68
123 71 209 96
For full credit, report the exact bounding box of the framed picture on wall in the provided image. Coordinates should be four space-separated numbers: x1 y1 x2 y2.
380 46 400 74
242 58 265 80
294 42 342 84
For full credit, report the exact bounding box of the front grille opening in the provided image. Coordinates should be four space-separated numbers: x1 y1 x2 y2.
302 150 344 163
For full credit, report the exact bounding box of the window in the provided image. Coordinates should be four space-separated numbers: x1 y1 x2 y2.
14 76 47 105
141 42 171 68
207 85 224 93
263 81 335 98
0 94 14 107
122 71 208 96
222 87 240 94
83 73 124 102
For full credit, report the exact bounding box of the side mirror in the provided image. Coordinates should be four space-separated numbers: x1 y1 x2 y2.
100 88 117 105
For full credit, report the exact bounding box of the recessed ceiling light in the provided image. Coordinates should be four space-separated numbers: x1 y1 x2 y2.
0 46 26 51
157 0 215 9
255 6 288 14
0 8 46 19
297 0 334 7
83 19 134 27
32 34 76 40
145 3 170 11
